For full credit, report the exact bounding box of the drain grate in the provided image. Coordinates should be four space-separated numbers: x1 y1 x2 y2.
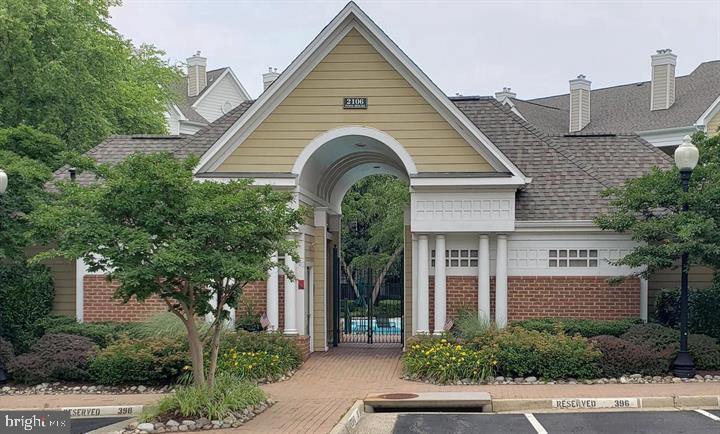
378 393 419 400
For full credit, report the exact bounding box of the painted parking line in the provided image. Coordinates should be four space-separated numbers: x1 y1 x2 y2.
524 413 548 434
695 409 720 422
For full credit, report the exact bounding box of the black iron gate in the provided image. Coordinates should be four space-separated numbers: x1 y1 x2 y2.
333 252 403 345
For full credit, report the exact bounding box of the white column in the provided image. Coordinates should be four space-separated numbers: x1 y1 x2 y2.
284 252 298 335
495 234 508 328
640 277 649 322
417 234 430 334
411 234 418 336
433 235 446 334
478 234 490 321
267 252 279 331
296 234 306 336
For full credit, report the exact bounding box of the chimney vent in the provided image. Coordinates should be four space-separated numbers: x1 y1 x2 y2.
495 87 517 102
651 48 677 110
187 51 208 97
262 67 280 91
569 74 591 132
68 167 76 182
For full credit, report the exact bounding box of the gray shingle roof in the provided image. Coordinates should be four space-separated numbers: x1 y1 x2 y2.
514 60 720 135
54 97 669 222
169 68 230 124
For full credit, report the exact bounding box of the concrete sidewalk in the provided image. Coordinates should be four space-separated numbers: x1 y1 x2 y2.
0 346 718 433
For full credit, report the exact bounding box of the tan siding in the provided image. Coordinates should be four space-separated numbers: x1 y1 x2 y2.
707 110 720 135
403 225 412 346
25 246 76 318
313 226 327 351
216 28 493 174
648 265 714 313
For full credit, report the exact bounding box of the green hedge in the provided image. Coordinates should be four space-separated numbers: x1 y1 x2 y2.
89 336 189 385
655 286 720 339
0 262 55 352
512 318 640 338
622 323 720 371
37 316 131 348
494 328 601 379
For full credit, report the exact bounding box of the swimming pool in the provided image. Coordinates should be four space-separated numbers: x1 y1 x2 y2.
347 317 402 334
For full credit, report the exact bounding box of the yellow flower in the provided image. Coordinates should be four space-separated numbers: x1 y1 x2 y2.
182 365 192 371
441 338 447 343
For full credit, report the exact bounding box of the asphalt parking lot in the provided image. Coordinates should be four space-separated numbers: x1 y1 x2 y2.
354 410 720 434
70 417 130 434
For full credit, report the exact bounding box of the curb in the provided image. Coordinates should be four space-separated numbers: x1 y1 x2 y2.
86 417 138 434
0 405 145 419
329 400 364 434
492 395 720 413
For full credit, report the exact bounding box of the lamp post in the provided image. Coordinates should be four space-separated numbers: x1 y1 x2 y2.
672 135 699 378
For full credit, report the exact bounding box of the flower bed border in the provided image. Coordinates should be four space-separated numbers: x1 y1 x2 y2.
402 373 720 386
124 399 274 433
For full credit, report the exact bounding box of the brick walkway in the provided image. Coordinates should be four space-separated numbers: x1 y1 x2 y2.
0 345 717 433
237 345 720 433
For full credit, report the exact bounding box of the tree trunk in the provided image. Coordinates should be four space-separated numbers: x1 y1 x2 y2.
182 316 206 386
341 256 360 298
206 319 223 388
371 244 403 304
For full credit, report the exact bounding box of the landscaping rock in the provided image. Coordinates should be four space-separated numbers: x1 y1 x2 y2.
165 420 179 427
137 385 147 393
178 426 188 432
137 423 155 433
525 376 537 383
495 376 504 382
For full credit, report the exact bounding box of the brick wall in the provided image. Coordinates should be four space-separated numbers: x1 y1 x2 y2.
83 275 166 322
238 278 284 330
428 275 640 327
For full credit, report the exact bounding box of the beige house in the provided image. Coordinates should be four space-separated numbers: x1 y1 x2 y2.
52 2 705 353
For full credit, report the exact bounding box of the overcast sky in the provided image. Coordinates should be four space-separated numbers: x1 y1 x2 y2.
110 0 720 100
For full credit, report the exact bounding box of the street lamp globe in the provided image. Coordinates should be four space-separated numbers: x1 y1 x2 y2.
674 136 699 172
0 169 7 194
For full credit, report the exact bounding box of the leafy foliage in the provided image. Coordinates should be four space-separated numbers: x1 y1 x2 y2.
589 335 668 377
452 309 497 343
0 0 181 151
341 175 408 302
655 286 720 339
234 300 263 333
7 333 97 383
89 336 189 385
30 153 303 386
219 332 302 375
596 133 720 278
0 262 55 352
493 328 601 380
513 318 640 338
0 337 15 368
403 337 494 383
37 316 131 348
141 374 267 422
621 323 678 350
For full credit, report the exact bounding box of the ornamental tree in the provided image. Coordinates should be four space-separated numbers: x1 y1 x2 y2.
31 153 303 386
595 132 720 279
341 174 409 302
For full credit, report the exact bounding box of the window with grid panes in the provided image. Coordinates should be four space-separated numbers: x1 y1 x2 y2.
431 249 479 268
548 249 598 267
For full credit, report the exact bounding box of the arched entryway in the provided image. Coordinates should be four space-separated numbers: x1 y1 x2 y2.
293 127 415 348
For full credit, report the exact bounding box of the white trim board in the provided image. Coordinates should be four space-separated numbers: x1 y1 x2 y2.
193 2 529 185
191 68 251 109
695 94 720 129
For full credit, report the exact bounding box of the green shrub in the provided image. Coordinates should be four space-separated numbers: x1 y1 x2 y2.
494 327 601 379
374 299 401 318
403 336 493 383
589 335 668 377
89 336 189 385
217 332 301 379
0 337 15 368
7 333 97 383
234 300 263 333
36 316 131 347
0 262 55 352
141 374 267 422
655 286 720 339
621 323 678 350
658 334 720 371
513 318 639 338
